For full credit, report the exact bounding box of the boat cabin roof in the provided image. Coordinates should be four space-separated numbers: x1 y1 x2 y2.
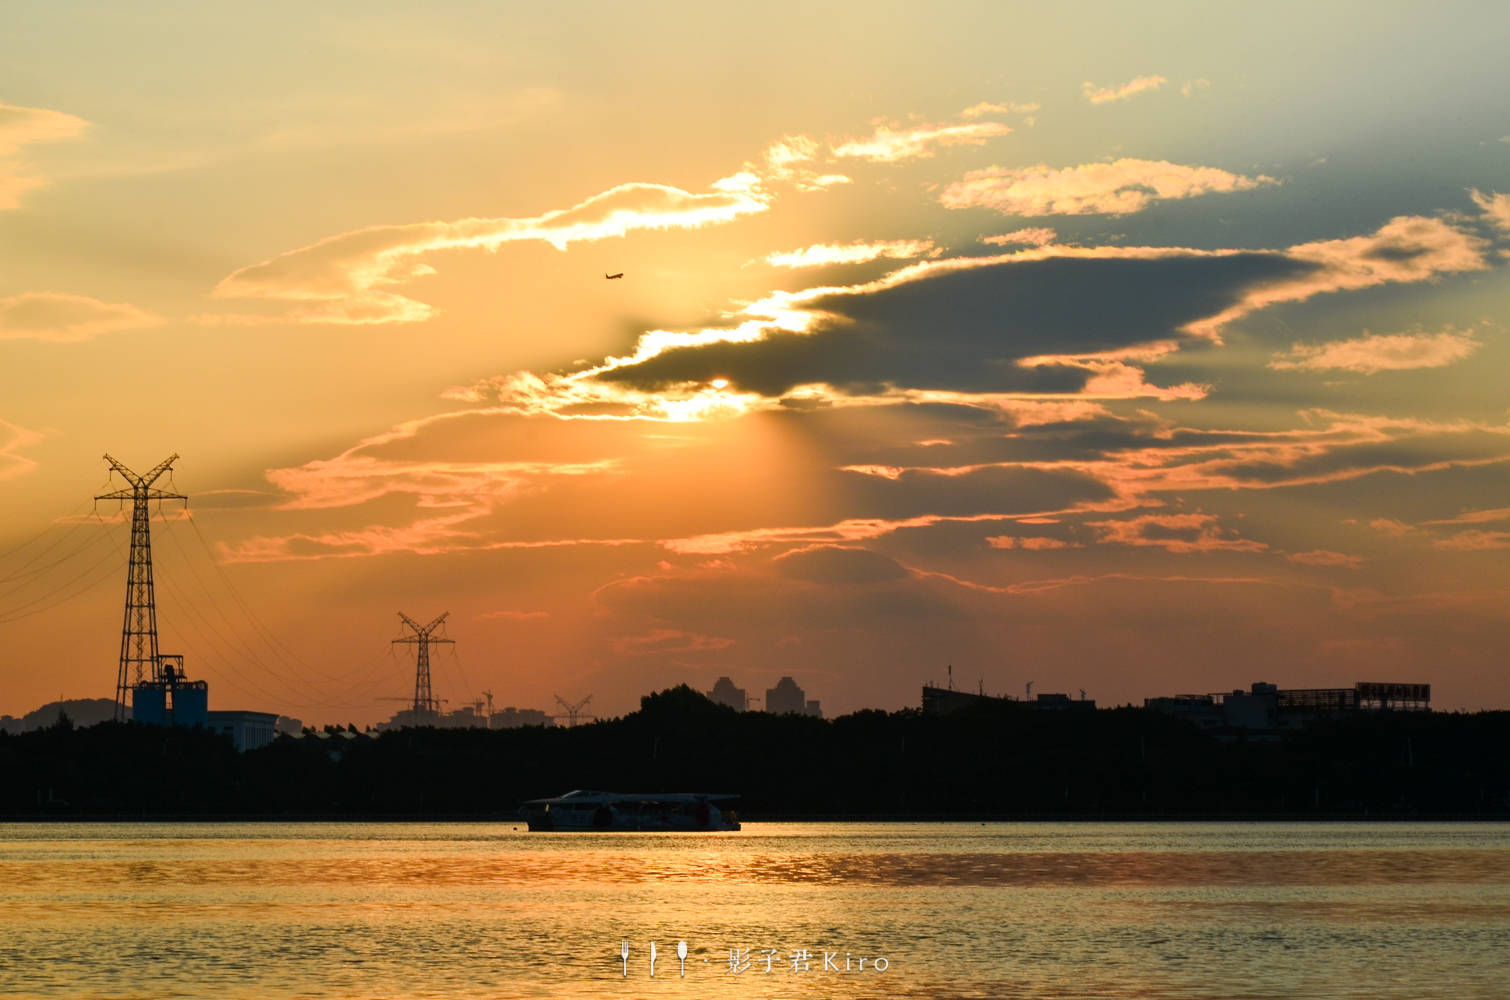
522 789 739 806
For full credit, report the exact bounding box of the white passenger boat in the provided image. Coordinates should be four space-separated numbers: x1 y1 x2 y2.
521 789 741 831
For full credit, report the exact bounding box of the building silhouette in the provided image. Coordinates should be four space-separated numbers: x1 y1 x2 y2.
208 710 280 752
921 684 1094 715
709 676 748 712
765 676 821 718
1145 680 1430 739
490 706 552 728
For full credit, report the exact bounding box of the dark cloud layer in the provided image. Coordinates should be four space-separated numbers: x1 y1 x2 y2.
598 253 1312 396
836 464 1116 520
774 545 909 584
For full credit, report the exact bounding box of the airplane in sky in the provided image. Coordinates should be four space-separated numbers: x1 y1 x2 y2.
604 272 624 280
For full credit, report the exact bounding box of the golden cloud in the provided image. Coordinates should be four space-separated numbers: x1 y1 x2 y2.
1423 506 1510 526
830 121 1010 162
262 414 622 512
1087 511 1268 553
960 100 1040 118
1270 328 1480 373
1016 342 1208 401
210 181 771 325
0 418 44 481
987 535 1079 550
1370 506 1510 552
220 398 1510 566
1082 75 1167 104
660 512 1046 556
848 410 1510 509
761 136 851 191
610 628 735 656
981 227 1057 246
1433 529 1510 551
1189 216 1489 337
940 158 1275 216
1368 517 1417 537
454 216 1486 421
0 292 160 342
762 239 937 268
479 367 765 423
1471 188 1510 233
0 102 88 210
1286 549 1364 568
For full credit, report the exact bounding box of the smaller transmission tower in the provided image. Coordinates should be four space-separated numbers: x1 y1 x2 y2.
96 453 187 721
392 612 453 716
553 694 594 727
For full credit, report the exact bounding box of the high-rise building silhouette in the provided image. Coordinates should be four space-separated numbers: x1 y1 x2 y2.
709 676 747 712
765 676 821 717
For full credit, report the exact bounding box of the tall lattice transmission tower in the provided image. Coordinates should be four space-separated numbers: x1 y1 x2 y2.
392 612 454 716
95 454 187 722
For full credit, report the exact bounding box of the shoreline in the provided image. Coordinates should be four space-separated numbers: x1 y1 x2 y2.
3 812 1509 824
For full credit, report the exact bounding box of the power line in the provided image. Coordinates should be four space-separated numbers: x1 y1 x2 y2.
0 522 113 599
155 514 342 704
0 505 96 583
146 533 395 714
445 644 475 707
93 503 297 711
0 529 123 624
153 513 397 711
183 514 373 684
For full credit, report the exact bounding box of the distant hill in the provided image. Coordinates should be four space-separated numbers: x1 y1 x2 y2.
0 698 120 734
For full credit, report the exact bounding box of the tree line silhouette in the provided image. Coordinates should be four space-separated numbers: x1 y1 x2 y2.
2 685 1507 818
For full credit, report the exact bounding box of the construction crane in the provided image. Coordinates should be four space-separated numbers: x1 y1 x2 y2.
553 694 594 727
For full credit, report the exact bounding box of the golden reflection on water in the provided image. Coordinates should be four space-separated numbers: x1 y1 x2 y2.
1 823 1508 999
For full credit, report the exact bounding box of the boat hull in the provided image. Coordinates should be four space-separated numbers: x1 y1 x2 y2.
522 791 740 831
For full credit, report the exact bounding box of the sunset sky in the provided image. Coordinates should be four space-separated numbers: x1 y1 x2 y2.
3 2 1508 724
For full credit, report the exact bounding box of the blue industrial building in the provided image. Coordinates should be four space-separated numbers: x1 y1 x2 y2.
130 656 278 751
130 657 209 728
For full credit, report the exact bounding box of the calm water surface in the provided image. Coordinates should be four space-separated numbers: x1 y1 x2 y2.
1 822 1507 999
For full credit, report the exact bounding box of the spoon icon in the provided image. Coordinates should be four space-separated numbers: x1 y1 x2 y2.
677 941 688 977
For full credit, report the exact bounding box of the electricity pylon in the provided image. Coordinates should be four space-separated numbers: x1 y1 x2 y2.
392 612 453 715
553 694 594 727
95 454 186 721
